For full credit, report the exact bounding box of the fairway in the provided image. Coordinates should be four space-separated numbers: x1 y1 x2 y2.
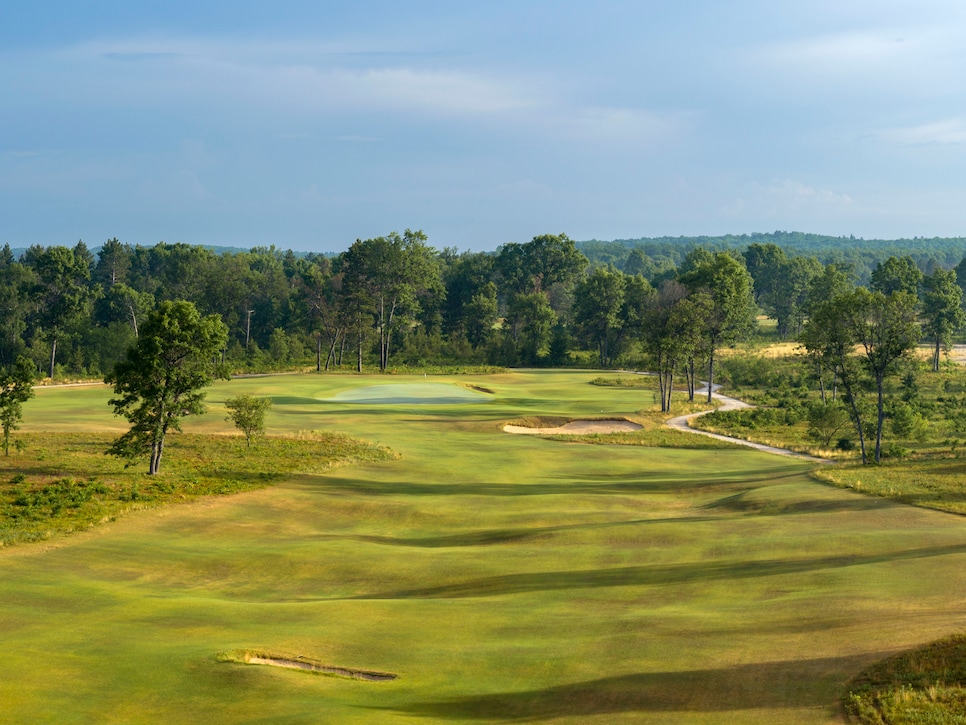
4 370 966 723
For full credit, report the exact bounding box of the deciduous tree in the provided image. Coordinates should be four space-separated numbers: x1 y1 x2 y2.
921 268 965 371
0 356 35 456
225 394 272 447
679 253 756 402
106 300 229 475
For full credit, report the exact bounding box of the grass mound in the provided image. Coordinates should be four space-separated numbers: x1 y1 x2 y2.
0 431 394 547
218 650 397 682
845 634 966 723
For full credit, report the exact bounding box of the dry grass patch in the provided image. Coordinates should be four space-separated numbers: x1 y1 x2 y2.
845 634 966 723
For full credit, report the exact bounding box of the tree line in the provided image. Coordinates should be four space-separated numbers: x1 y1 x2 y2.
2 233 966 468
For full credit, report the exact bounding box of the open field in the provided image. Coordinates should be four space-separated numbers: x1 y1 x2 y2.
3 370 966 723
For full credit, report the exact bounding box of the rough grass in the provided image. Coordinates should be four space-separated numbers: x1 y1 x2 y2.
845 634 966 724
0 431 393 546
812 459 966 516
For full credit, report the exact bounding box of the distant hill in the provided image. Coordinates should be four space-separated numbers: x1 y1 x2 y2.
4 242 314 261
576 231 966 283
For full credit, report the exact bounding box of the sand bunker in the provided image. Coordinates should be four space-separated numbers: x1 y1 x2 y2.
244 654 397 681
327 383 491 405
504 419 642 435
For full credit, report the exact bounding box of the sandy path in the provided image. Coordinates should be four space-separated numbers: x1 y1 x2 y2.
666 385 829 463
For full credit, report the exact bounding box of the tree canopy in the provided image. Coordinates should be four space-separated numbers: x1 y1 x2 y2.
106 300 229 474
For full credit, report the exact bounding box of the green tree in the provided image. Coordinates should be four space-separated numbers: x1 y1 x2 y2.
0 248 35 366
29 244 93 378
806 288 921 464
764 256 822 338
573 266 627 367
225 394 272 447
93 237 131 288
802 292 869 460
0 356 35 456
921 268 965 371
504 292 557 365
849 289 921 463
870 255 923 297
743 242 787 304
679 253 757 402
495 233 586 297
642 281 709 411
464 283 499 349
106 300 229 475
339 230 443 372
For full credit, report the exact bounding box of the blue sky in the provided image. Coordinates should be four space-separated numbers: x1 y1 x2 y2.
4 1 966 252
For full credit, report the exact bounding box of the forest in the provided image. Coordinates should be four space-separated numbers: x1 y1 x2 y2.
3 231 966 381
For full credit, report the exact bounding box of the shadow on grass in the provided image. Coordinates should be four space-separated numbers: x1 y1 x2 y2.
311 471 799 498
705 490 902 516
319 516 717 548
268 396 332 406
370 653 877 719
346 543 966 600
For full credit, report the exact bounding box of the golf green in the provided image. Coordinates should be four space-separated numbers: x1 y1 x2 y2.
326 382 492 405
3 370 966 723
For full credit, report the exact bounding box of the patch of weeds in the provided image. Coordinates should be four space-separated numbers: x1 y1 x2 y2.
845 634 966 724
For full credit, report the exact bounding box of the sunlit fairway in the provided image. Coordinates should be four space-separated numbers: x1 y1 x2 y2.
4 370 966 723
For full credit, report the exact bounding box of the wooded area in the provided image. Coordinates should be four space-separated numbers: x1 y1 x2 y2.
2 232 966 467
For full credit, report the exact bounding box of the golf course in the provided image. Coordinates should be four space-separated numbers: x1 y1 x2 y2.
3 369 966 723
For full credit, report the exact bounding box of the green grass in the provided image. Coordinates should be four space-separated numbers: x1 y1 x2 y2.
2 370 966 723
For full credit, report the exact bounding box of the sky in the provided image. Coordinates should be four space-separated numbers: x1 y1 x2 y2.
4 1 966 253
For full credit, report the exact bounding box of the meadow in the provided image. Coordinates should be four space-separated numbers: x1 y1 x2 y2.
2 370 966 723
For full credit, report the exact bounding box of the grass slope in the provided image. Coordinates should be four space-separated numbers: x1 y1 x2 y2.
1 371 966 723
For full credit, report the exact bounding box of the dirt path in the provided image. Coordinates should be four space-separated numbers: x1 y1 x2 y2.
666 385 829 463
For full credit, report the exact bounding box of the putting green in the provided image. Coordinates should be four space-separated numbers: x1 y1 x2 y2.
326 382 492 405
4 370 966 724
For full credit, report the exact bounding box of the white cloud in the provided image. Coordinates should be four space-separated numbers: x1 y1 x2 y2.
35 37 540 118
741 21 966 98
874 119 966 146
550 107 692 148
724 179 853 218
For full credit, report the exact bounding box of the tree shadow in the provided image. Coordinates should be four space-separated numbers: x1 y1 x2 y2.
705 490 903 516
313 474 775 498
371 652 882 719
317 516 717 548
346 542 966 600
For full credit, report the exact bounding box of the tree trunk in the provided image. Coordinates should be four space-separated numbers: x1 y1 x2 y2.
48 334 57 379
316 332 322 372
666 370 674 411
841 373 867 465
686 358 696 401
149 437 165 475
934 336 941 372
874 375 885 464
706 349 715 404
